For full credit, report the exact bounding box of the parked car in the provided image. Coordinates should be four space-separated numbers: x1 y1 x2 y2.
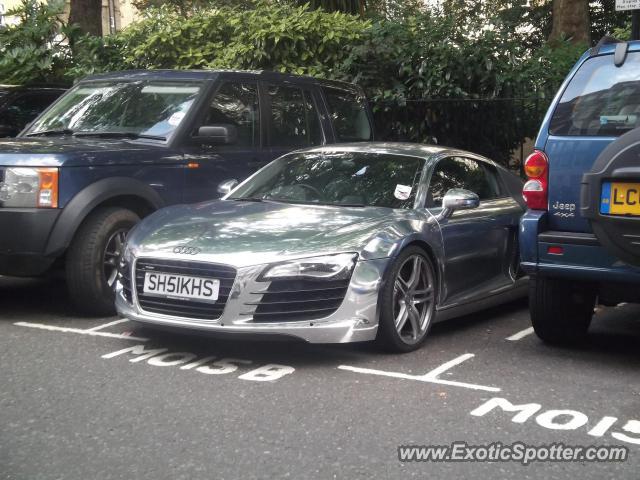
0 70 374 315
115 143 527 352
520 37 640 343
0 85 66 137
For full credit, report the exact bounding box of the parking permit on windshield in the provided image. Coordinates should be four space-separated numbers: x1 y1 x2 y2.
394 184 412 200
168 111 186 126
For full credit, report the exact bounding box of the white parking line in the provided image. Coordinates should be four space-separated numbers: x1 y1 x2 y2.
506 326 534 341
86 318 129 332
339 353 500 392
14 321 148 342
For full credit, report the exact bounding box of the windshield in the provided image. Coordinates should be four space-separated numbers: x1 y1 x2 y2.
231 151 425 209
550 52 640 137
26 80 202 139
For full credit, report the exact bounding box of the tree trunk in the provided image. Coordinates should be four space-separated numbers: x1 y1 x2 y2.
549 0 590 45
69 0 103 36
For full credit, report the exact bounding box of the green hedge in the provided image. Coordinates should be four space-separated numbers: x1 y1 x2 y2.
0 0 585 163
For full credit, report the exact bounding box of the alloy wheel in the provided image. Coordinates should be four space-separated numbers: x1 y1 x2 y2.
103 228 128 288
392 254 435 345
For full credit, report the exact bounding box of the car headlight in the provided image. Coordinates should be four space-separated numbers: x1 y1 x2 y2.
259 253 358 281
0 167 59 208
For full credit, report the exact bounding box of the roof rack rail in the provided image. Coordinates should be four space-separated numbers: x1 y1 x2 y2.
590 35 623 56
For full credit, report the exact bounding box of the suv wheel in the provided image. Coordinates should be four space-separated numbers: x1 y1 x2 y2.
66 207 140 316
529 276 596 344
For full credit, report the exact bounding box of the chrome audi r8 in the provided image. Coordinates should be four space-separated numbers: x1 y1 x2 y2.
116 143 527 352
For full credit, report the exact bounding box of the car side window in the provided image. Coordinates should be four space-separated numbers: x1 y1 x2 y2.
322 87 372 142
4 93 58 125
266 84 321 147
204 82 260 147
426 157 503 208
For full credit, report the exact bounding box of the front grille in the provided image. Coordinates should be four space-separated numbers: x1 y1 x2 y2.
135 258 236 320
118 258 133 304
248 278 349 322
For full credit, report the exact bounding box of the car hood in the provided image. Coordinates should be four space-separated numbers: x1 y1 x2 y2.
0 137 165 167
129 200 424 267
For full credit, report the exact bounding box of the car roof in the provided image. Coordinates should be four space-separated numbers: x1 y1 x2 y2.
0 84 67 92
300 142 494 163
79 69 361 91
590 38 640 56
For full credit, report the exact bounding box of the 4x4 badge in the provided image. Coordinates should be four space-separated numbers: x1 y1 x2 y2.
173 246 201 255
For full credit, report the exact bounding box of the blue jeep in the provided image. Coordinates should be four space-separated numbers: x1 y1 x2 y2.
0 70 374 315
520 37 640 343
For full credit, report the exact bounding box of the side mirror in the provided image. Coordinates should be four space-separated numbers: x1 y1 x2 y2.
437 188 479 220
217 179 239 196
196 124 238 145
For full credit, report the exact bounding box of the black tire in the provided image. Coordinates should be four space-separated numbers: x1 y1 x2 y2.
529 276 596 345
375 246 437 353
66 207 140 316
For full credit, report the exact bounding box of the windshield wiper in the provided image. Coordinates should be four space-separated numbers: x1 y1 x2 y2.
72 131 166 141
228 197 264 202
26 128 75 137
262 199 366 207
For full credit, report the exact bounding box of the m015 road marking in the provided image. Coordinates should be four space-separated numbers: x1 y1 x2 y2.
339 353 500 392
14 321 148 341
506 327 535 341
471 397 640 446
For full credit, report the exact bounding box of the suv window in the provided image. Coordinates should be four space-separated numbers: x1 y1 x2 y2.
266 84 321 147
322 87 372 142
426 157 503 208
4 93 59 125
550 52 640 137
205 82 260 147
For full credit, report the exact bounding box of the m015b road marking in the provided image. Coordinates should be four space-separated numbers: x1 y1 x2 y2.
471 397 640 446
102 344 295 382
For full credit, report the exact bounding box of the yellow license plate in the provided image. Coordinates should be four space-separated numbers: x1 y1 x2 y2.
600 182 640 216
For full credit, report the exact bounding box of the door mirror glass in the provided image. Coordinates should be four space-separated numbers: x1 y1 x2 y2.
197 124 238 144
217 179 239 195
439 188 479 220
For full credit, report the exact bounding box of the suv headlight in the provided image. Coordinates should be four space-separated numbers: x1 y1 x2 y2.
0 167 59 208
259 253 358 281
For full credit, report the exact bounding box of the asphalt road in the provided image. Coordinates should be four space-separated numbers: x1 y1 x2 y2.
1 275 639 480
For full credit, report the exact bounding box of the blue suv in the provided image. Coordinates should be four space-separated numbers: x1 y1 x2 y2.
0 70 374 315
520 37 640 343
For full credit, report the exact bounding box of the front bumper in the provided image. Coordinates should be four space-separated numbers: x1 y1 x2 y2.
116 256 389 344
0 207 60 276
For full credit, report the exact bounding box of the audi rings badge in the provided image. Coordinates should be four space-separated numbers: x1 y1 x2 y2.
173 246 201 255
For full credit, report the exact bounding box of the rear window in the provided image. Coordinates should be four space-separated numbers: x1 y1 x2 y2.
549 51 640 137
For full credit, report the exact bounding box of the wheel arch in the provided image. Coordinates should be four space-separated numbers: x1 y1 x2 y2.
400 239 442 303
45 177 164 257
377 237 443 309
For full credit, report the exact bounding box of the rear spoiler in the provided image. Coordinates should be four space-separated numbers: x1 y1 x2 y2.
590 36 629 67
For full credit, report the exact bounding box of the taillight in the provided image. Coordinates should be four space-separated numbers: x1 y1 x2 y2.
523 150 548 210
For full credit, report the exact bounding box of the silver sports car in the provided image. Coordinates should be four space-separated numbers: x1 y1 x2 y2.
116 143 527 352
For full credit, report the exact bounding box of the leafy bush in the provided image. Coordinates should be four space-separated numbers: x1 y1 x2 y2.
72 2 369 77
0 0 73 84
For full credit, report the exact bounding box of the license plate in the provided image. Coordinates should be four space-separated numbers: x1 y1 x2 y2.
600 181 640 216
142 272 219 302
